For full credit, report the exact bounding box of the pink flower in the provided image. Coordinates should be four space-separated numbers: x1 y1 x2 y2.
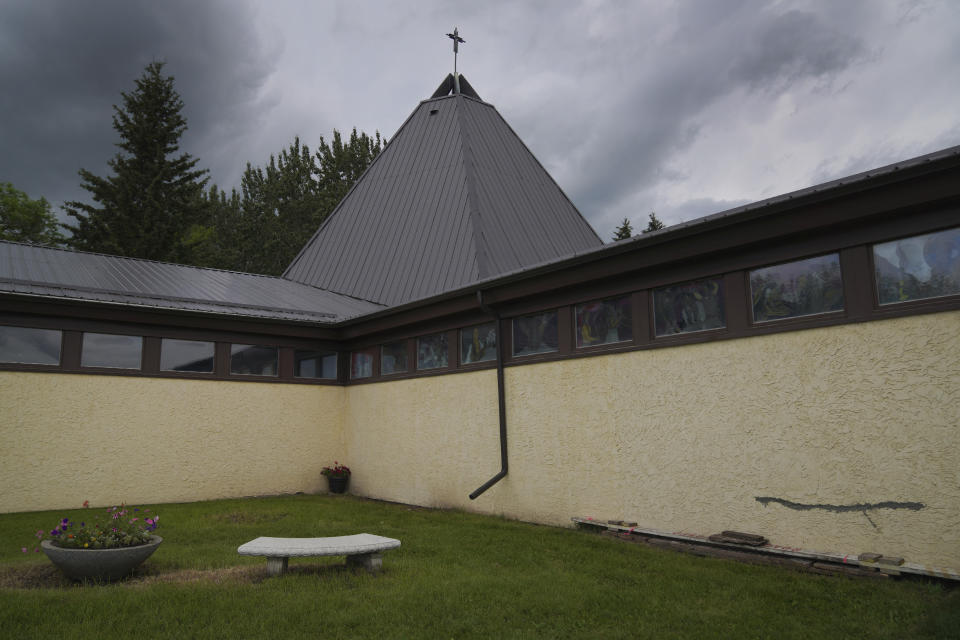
21 547 27 553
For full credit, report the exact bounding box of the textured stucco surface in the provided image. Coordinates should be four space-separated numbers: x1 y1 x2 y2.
3 311 957 568
343 373 501 508
0 374 344 513
345 311 960 568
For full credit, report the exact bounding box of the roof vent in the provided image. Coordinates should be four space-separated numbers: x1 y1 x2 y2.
429 108 439 115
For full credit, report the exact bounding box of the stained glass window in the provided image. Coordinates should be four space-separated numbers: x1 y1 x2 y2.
751 254 844 322
513 311 558 356
381 341 408 375
461 322 497 364
230 344 277 376
295 350 337 379
874 226 960 305
417 334 448 370
575 296 632 347
161 339 214 372
653 278 725 336
351 350 374 379
81 333 142 369
0 326 61 365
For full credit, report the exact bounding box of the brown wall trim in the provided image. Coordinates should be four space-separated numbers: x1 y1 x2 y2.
2 211 959 386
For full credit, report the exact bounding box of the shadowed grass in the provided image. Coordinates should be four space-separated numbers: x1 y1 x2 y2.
0 495 957 639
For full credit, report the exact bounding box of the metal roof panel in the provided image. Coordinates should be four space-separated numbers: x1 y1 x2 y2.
0 242 384 323
283 81 603 307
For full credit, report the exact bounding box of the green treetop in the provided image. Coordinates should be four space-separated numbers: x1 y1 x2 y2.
63 61 208 261
612 218 633 241
192 129 383 275
0 183 65 246
642 212 665 234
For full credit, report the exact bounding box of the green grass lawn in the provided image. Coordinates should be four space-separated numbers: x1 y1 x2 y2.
0 495 957 639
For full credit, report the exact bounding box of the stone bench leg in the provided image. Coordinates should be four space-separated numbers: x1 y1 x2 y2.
346 552 383 573
266 556 289 576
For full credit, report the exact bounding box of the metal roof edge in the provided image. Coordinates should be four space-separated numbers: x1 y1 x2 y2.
613 143 960 249
0 275 339 319
0 290 339 326
335 142 960 325
454 95 491 279
0 239 302 284
463 99 603 245
282 99 432 281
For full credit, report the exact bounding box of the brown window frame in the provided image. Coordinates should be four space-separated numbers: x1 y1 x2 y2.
2 224 959 385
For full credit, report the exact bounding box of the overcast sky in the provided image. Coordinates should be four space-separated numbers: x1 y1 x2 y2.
2 0 959 241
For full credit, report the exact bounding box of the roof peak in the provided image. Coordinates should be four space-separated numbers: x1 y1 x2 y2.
430 73 482 100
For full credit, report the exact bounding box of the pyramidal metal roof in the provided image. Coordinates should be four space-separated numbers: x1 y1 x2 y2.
0 241 384 323
283 74 602 307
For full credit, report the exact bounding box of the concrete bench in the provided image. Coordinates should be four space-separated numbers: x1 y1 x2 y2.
237 533 401 576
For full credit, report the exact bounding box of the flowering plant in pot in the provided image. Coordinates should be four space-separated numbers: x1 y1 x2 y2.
24 501 162 581
321 462 351 494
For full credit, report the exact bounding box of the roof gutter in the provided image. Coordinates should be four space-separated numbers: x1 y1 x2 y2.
469 289 508 500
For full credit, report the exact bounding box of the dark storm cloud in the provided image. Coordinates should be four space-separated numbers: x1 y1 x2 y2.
543 2 867 234
0 0 273 218
730 9 866 91
3 0 958 245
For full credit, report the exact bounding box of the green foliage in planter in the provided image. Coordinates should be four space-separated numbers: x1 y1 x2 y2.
23 503 160 553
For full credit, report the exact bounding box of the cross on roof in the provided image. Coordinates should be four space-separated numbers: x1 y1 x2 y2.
446 27 465 75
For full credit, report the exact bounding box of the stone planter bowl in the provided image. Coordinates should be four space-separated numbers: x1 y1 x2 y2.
41 535 162 582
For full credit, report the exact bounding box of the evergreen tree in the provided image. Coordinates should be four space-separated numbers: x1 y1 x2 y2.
63 62 208 261
183 184 242 270
612 218 633 241
189 130 383 275
235 137 321 274
0 183 65 246
642 212 665 233
315 128 383 208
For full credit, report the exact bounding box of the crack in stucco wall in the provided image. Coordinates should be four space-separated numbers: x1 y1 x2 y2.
755 496 925 528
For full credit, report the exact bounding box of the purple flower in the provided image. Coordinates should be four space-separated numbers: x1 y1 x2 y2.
21 547 27 553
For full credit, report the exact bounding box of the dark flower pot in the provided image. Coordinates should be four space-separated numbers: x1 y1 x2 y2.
41 535 162 582
327 475 349 494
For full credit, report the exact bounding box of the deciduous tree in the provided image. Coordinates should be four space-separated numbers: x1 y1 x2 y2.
0 183 65 246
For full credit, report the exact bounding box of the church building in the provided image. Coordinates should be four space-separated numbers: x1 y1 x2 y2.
2 73 959 575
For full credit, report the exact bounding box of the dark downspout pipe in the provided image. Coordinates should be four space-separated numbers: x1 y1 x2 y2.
469 290 508 499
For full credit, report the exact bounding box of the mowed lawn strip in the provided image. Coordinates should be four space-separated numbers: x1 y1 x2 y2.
0 495 957 639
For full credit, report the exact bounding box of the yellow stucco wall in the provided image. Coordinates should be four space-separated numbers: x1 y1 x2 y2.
345 311 960 568
343 374 501 508
0 374 345 513
2 311 957 567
